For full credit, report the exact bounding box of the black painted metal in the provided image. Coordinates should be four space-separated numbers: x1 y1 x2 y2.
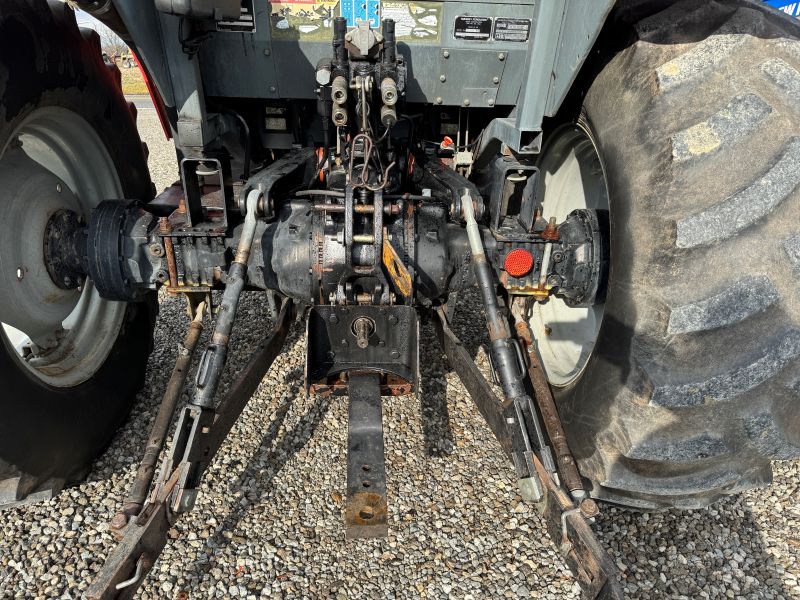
305 304 418 392
432 307 623 600
193 260 245 409
43 209 85 290
344 373 388 538
237 147 315 217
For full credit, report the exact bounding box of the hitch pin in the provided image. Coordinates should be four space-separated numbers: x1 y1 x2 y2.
115 556 145 591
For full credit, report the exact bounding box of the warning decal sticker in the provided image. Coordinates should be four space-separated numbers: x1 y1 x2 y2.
341 0 381 27
382 1 441 43
270 0 338 40
270 0 441 42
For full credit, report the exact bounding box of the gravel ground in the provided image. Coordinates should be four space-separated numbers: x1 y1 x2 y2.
1 110 799 599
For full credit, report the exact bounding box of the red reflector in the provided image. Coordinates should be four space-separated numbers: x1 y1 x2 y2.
504 249 534 278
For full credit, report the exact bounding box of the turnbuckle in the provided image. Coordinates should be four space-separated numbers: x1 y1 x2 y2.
88 190 294 599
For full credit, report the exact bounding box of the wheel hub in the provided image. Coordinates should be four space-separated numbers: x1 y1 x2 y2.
530 124 610 387
0 106 127 387
43 208 86 291
0 151 83 349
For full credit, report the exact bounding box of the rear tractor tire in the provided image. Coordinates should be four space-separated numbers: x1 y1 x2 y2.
0 0 156 507
532 0 800 509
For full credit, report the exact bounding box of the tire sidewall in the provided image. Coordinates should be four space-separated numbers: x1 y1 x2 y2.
0 1 155 489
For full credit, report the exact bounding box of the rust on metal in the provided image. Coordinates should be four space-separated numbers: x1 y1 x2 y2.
516 320 585 495
541 216 560 241
114 300 206 528
487 314 510 342
382 236 413 298
436 308 622 598
345 373 389 539
530 453 622 599
309 372 411 397
344 491 388 538
86 469 181 600
159 217 179 289
580 498 600 519
88 302 294 599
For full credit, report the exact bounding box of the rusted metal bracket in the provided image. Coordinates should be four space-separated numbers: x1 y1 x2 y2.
432 307 623 600
86 300 293 600
344 373 389 538
306 304 418 397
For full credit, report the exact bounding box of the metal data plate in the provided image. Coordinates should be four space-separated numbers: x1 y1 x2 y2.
305 305 419 396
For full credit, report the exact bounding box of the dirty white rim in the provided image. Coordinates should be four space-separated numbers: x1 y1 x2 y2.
0 107 126 388
531 123 610 387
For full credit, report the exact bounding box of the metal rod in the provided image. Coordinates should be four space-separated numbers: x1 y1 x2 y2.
344 373 388 538
539 242 552 288
516 320 586 498
296 189 346 198
461 191 527 402
460 191 556 475
159 217 178 289
193 189 260 409
432 307 622 599
86 301 293 600
114 557 144 591
203 299 293 454
113 300 206 527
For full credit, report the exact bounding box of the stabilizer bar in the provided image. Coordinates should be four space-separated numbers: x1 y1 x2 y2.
86 299 293 600
433 307 623 600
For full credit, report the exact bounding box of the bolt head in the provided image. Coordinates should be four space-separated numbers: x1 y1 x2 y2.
498 52 506 61
488 99 495 106
435 97 443 105
56 183 62 193
443 50 450 58
269 85 276 93
110 513 128 530
263 48 271 56
493 76 500 84
439 74 446 82
463 99 470 106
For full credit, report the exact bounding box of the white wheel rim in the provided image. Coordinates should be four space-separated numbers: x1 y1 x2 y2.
531 124 610 387
0 107 126 388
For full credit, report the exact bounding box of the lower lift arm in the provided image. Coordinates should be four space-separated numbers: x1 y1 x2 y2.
441 191 623 599
86 193 294 600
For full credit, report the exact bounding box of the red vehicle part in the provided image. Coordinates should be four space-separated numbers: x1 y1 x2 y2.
133 51 171 139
